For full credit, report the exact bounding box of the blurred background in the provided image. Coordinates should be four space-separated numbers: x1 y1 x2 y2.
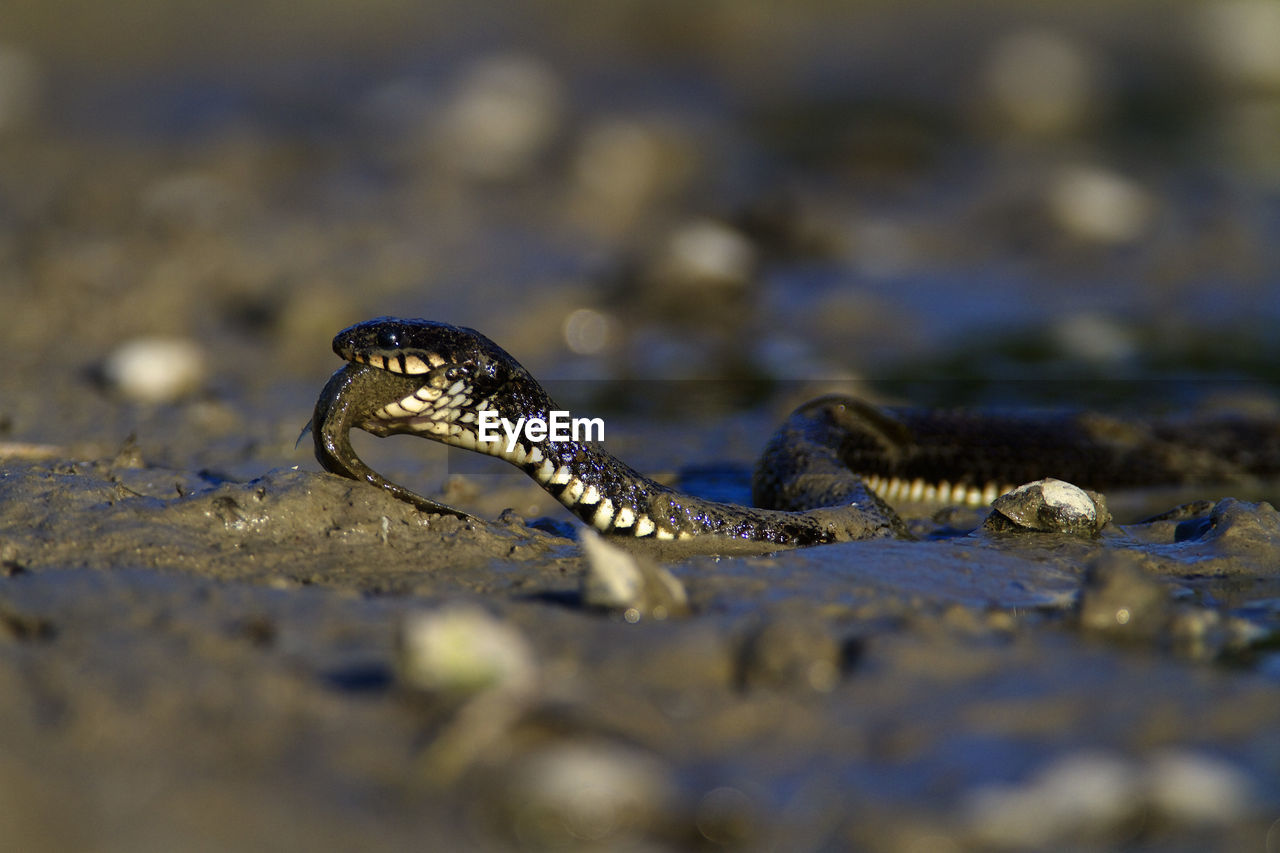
2 0 1279 484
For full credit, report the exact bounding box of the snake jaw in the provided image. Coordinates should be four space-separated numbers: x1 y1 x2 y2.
310 360 477 520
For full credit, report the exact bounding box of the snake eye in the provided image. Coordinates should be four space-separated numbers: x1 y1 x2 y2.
376 327 401 349
444 365 469 382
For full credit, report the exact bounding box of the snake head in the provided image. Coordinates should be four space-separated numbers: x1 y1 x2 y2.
329 317 557 449
333 317 516 401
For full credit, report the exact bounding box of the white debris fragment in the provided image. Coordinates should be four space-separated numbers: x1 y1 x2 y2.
101 337 207 403
435 55 564 181
965 748 1259 846
1195 0 1280 89
652 219 756 290
579 528 689 621
965 751 1141 847
396 605 537 697
1046 165 1153 245
1145 749 1257 824
500 741 675 847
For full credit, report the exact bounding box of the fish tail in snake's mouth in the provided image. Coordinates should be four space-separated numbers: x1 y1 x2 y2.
311 359 477 520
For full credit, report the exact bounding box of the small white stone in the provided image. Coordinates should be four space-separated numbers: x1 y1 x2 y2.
654 219 756 288
435 54 564 181
579 528 688 619
580 529 643 609
990 477 1106 535
396 605 536 696
1144 749 1256 824
1046 165 1153 245
499 742 674 847
1051 313 1137 363
101 337 207 403
965 751 1141 847
1195 0 1280 89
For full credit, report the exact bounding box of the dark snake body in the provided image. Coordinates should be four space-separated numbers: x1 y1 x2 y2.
312 318 1280 547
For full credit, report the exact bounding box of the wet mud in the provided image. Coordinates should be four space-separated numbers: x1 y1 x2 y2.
2 450 1279 851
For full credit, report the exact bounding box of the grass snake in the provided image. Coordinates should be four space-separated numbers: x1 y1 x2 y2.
311 318 1280 547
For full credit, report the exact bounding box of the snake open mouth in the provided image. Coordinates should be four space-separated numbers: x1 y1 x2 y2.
311 360 478 520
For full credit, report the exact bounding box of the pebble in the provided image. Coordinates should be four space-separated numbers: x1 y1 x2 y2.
966 750 1140 847
1049 312 1137 364
100 337 207 403
395 605 537 697
434 54 564 181
964 748 1257 846
1145 749 1256 823
737 615 847 692
985 478 1110 536
976 28 1101 137
497 741 675 848
579 529 690 621
1077 552 1171 640
569 117 696 234
649 218 756 291
1195 0 1280 90
1045 164 1153 245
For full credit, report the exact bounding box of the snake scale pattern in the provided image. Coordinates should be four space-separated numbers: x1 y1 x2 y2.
312 318 1280 547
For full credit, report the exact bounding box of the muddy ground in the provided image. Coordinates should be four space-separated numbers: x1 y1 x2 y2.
3 3 1280 851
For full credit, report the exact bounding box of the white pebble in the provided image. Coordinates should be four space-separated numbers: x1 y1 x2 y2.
991 477 1105 534
654 219 756 289
1144 749 1256 824
436 55 564 181
396 605 536 696
1195 1 1280 89
579 528 688 619
966 748 1259 846
503 742 674 847
569 118 694 233
1051 313 1136 363
101 337 207 403
1046 165 1153 245
965 751 1140 846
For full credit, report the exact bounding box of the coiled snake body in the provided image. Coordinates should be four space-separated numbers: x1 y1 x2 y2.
312 318 1280 547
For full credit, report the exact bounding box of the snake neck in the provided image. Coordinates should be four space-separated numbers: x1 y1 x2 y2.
487 416 897 546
